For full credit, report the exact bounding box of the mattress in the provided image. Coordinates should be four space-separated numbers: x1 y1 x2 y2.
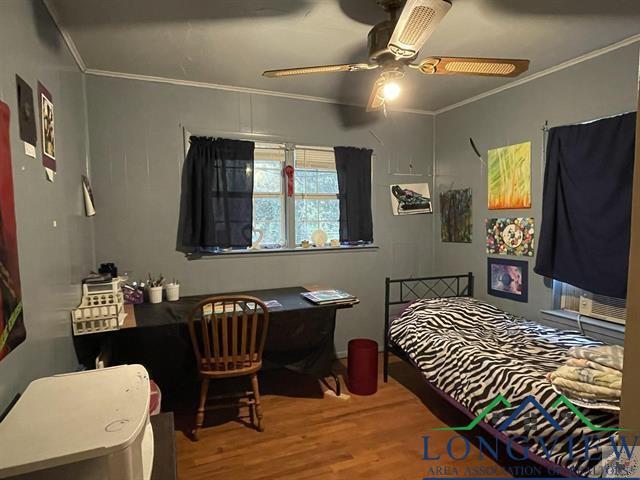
389 297 619 477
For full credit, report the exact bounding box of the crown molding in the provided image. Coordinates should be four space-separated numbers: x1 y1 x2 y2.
434 33 640 115
84 69 437 116
42 0 87 72
42 0 640 115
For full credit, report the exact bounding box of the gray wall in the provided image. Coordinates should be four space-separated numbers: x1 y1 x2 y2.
86 75 435 356
0 1 94 410
433 43 640 326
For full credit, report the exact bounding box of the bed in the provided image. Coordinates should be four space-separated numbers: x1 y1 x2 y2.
383 274 620 477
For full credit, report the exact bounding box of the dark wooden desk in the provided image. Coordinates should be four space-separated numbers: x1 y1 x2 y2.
125 286 356 329
74 286 357 395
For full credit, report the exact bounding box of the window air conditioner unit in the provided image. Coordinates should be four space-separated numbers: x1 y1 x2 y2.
579 292 627 325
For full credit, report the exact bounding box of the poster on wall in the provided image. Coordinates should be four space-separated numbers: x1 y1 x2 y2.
440 188 472 243
390 183 432 215
0 101 26 362
487 257 528 303
15 75 37 158
38 82 56 181
488 141 531 210
486 217 535 256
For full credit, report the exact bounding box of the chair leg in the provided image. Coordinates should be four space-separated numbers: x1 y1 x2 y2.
250 373 264 432
193 378 210 441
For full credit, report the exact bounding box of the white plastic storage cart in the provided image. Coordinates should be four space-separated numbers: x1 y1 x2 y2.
71 278 126 335
0 365 153 480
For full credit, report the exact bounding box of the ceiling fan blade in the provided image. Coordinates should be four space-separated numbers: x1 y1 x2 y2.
366 77 385 112
263 63 376 78
387 0 452 60
415 57 530 77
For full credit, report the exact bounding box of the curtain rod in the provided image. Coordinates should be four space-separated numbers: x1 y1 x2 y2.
541 110 634 132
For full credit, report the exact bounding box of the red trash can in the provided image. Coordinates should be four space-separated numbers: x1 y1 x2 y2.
347 338 379 395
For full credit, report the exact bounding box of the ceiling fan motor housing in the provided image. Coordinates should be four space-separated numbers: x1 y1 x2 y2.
368 20 416 64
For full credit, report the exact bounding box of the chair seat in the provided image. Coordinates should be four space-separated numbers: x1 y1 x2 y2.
200 358 262 378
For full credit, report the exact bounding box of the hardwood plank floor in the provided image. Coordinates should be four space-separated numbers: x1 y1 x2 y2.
173 355 512 480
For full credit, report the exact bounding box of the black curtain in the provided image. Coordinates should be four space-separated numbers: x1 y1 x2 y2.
178 137 254 250
534 112 636 299
334 146 373 243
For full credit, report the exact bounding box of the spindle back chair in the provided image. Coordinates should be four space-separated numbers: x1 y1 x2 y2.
187 295 269 438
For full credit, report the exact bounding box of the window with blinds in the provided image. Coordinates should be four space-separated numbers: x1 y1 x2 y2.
250 143 341 249
294 147 339 245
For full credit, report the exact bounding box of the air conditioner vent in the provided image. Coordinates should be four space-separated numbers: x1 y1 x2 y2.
559 282 626 325
579 292 627 325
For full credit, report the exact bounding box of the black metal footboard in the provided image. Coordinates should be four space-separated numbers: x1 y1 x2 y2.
383 273 474 382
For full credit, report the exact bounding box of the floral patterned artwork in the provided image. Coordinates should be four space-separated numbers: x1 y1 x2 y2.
486 217 535 256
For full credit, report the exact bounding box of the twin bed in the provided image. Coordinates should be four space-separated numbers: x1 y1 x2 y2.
383 274 619 477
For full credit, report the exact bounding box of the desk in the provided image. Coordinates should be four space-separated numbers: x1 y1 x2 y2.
74 286 357 395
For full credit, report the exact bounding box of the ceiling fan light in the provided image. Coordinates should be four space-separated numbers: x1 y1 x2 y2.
382 81 401 101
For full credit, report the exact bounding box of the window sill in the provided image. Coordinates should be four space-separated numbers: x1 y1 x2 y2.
186 244 379 259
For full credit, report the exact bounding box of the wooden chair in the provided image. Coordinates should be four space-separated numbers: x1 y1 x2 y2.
187 295 270 439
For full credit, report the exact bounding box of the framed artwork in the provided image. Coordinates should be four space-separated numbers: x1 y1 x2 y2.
16 75 37 154
390 183 432 215
440 188 472 243
38 82 56 177
488 141 531 210
486 217 535 256
487 257 528 303
0 101 26 362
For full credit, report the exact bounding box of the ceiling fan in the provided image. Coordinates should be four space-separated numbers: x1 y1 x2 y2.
262 0 530 112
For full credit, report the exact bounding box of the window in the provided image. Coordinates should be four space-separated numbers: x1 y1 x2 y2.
294 147 340 245
251 143 341 249
253 145 286 247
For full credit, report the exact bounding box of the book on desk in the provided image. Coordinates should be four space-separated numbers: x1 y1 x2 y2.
300 289 358 306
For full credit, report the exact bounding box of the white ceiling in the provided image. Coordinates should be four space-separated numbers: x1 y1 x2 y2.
46 0 640 112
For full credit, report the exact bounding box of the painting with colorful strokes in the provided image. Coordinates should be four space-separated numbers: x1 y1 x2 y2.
488 141 531 210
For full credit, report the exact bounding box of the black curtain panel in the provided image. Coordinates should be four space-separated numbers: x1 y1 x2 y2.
334 146 374 243
535 112 636 299
179 137 254 251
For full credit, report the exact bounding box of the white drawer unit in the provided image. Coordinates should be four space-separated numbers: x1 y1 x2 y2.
0 365 153 480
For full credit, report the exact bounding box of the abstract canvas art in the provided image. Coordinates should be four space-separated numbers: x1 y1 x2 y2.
486 217 535 256
0 101 26 362
488 141 531 210
487 257 528 303
440 188 472 243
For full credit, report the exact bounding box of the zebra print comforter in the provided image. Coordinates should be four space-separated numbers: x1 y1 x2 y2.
389 297 619 476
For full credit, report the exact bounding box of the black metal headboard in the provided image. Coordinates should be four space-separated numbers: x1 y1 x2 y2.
383 273 474 382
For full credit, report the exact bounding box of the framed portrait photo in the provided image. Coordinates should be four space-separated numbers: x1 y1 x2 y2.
487 257 528 303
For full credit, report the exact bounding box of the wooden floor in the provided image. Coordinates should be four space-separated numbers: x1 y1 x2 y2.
174 355 512 480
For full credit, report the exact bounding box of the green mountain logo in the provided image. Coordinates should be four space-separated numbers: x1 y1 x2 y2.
434 394 624 432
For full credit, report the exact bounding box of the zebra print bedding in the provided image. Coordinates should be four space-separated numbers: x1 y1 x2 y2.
389 296 619 476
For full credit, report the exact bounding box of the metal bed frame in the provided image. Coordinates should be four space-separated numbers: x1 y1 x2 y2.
381 272 576 477
383 273 473 383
